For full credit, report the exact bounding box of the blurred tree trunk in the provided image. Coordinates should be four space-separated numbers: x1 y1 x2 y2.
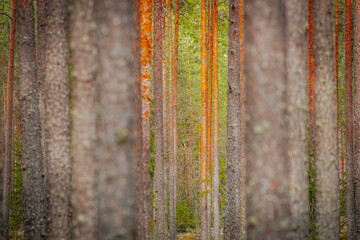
285 0 309 238
153 0 167 239
94 0 136 238
3 0 16 238
17 0 46 238
43 0 71 238
224 0 241 239
70 0 97 239
313 0 339 238
245 0 291 239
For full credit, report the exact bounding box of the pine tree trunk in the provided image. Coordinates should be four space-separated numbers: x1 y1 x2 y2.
313 0 340 238
17 0 46 238
3 1 16 238
70 0 97 239
200 0 208 239
154 0 167 239
94 0 136 238
352 0 360 236
43 0 71 238
284 0 309 238
245 0 291 238
224 0 241 239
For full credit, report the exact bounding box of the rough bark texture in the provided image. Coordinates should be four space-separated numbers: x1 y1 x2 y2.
245 1 291 239
212 1 220 239
70 0 97 239
345 0 355 239
153 0 167 239
200 0 208 239
94 0 136 238
0 23 4 240
138 0 152 238
224 1 241 239
284 0 309 239
353 0 360 236
17 0 46 238
313 0 340 239
3 1 16 238
43 0 72 238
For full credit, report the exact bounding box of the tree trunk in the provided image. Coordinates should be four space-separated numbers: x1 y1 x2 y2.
200 0 208 239
245 0 291 239
94 0 136 238
284 0 309 238
345 0 355 239
43 0 71 238
313 0 339 238
3 0 16 238
353 0 360 236
153 0 167 239
224 0 241 239
70 0 97 239
17 0 46 238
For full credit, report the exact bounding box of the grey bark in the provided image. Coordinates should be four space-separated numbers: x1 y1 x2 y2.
94 0 136 238
70 0 98 239
313 0 340 239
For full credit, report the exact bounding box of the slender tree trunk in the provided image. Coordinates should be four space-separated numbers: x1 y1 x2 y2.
17 0 46 238
70 0 97 239
245 0 291 239
353 0 360 236
3 1 16 238
137 0 152 238
345 1 355 239
94 0 136 238
313 0 339 238
154 0 167 239
43 0 71 238
200 0 208 239
284 0 309 239
0 23 4 240
212 1 220 239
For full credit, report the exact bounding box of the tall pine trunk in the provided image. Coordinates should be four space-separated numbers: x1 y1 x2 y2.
3 0 16 238
70 0 97 239
17 0 46 238
285 0 309 238
313 0 339 238
245 0 291 238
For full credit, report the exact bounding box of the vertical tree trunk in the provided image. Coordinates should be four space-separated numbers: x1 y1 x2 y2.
43 0 71 238
224 0 241 239
212 1 220 239
345 0 355 239
94 0 136 238
70 0 97 239
284 0 309 239
17 0 46 238
200 0 208 239
238 1 246 239
0 23 4 240
153 0 167 239
138 0 152 238
313 0 339 238
3 0 16 238
245 0 291 239
353 0 360 236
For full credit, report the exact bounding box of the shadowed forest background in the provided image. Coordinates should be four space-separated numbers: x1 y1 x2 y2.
0 0 357 240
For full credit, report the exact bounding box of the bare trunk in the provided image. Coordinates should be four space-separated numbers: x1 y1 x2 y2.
70 0 97 239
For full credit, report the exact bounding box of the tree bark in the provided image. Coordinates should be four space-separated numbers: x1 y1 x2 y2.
284 0 309 239
245 0 291 239
94 0 136 238
43 0 71 238
70 0 97 239
153 0 167 239
3 0 16 238
313 0 339 239
17 0 46 238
